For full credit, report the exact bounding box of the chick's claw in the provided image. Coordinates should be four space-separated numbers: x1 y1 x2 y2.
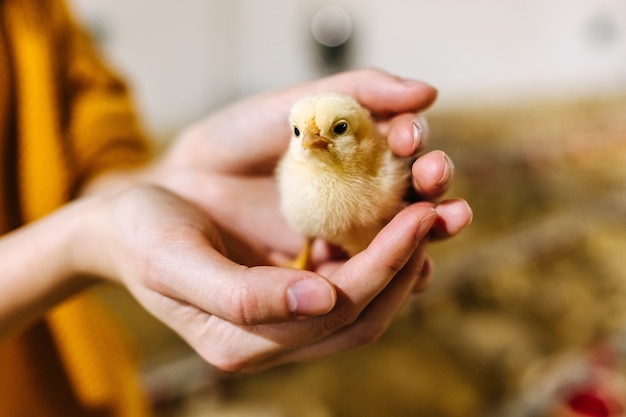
290 237 314 270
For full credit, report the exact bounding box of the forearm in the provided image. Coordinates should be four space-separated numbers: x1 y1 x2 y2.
0 199 99 338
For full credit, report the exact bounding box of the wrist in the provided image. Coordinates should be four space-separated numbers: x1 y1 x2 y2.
35 198 106 292
0 198 104 336
67 193 126 284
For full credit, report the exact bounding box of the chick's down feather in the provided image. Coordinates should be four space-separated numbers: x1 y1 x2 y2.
276 92 410 266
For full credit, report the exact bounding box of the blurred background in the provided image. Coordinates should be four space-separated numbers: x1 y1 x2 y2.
67 0 626 416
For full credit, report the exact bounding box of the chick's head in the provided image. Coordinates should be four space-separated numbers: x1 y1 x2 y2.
288 92 377 167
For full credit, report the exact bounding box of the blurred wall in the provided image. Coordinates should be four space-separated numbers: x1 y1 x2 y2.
68 0 626 139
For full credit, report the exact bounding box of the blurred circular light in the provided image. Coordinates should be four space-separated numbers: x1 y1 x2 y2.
311 6 352 47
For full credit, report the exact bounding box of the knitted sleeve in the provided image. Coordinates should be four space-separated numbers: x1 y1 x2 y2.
6 0 152 221
0 3 154 416
55 1 152 196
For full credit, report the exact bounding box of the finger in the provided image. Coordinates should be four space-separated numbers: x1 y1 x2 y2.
255 241 430 369
231 204 436 355
384 113 429 157
301 68 438 117
144 235 337 324
181 203 437 372
411 150 454 199
431 198 473 240
186 68 436 175
325 204 436 312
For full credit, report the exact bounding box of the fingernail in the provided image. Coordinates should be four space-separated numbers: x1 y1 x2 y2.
437 153 454 190
460 200 474 227
287 279 335 316
412 115 429 152
417 209 438 239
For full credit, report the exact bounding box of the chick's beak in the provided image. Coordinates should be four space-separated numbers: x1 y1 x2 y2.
302 132 330 150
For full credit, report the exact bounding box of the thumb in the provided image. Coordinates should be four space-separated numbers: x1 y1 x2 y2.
222 265 338 324
149 243 337 325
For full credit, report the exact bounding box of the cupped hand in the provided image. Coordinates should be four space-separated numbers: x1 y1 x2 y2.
153 68 472 267
85 69 473 372
83 184 437 372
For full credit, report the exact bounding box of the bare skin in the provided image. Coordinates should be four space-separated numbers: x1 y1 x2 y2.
0 69 472 372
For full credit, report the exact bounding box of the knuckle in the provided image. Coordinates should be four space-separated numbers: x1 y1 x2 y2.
349 321 387 347
380 257 405 278
141 251 173 295
322 308 359 333
366 247 405 278
207 351 249 374
214 358 247 374
224 283 260 325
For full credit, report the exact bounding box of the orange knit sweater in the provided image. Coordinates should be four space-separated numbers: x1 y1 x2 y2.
0 0 151 415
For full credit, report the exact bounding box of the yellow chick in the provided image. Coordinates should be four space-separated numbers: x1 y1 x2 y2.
276 92 410 269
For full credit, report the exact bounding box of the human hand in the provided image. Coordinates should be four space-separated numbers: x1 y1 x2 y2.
110 69 473 371
77 184 438 372
1 69 469 371
154 68 471 268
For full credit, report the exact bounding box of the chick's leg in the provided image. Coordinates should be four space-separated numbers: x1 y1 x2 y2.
290 237 313 270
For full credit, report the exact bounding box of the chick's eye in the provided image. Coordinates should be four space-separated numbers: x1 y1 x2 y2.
293 126 300 137
333 121 348 135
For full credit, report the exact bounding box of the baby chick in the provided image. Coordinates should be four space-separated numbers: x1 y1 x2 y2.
276 92 410 269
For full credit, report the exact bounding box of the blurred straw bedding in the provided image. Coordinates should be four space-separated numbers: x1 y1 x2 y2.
153 95 626 417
